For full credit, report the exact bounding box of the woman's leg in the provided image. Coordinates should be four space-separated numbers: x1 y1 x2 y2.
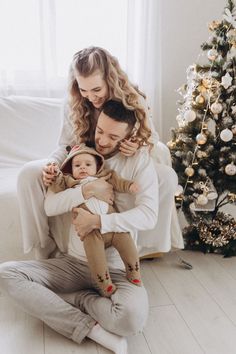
17 159 57 258
0 255 96 343
83 230 117 297
138 164 179 253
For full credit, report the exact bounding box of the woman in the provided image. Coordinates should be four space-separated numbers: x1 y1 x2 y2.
17 46 177 259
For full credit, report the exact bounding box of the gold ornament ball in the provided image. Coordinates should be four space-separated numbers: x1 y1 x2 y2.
225 163 236 176
185 166 195 177
167 140 176 149
195 95 205 105
196 133 207 145
220 128 233 142
197 194 208 205
210 102 223 115
197 85 207 93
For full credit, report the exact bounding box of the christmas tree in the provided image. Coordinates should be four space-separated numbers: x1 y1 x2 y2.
168 0 236 257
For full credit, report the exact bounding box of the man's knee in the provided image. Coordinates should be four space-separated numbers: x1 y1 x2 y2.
114 287 149 336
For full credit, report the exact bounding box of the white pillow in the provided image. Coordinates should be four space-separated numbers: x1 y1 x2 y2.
0 96 63 168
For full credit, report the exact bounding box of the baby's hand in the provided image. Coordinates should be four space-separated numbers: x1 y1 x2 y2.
42 162 59 186
129 182 140 194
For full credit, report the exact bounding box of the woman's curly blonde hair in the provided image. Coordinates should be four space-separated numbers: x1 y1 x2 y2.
68 46 152 147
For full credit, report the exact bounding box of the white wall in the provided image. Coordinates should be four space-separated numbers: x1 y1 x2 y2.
159 0 225 142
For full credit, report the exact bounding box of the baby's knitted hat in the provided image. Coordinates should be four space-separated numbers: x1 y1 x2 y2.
61 144 104 174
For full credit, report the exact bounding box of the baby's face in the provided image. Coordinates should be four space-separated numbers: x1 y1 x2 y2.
72 153 97 180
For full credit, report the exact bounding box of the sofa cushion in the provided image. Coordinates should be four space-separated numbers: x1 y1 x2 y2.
0 96 63 168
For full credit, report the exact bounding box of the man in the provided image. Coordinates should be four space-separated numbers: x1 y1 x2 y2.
0 100 158 354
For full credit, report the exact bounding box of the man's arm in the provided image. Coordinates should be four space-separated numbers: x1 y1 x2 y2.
100 156 158 234
44 187 86 216
44 177 114 216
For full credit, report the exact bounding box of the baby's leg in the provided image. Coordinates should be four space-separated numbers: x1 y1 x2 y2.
111 233 142 286
83 230 117 297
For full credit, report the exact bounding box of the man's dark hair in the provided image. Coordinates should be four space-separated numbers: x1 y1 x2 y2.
102 100 136 132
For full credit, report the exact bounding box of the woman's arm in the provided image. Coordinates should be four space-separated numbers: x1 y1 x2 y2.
48 100 76 166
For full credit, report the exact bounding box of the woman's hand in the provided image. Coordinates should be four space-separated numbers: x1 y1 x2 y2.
82 175 114 204
42 162 59 187
119 139 139 157
72 208 101 240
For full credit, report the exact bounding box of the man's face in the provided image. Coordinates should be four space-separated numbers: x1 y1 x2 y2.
95 112 130 157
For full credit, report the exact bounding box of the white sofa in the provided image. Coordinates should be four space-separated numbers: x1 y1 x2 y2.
0 95 183 262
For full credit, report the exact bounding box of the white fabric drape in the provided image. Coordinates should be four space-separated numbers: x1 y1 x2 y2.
0 0 65 97
126 0 162 138
0 0 161 135
0 0 128 97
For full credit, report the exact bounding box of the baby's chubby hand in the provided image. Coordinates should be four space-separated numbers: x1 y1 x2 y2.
129 182 140 194
42 162 59 186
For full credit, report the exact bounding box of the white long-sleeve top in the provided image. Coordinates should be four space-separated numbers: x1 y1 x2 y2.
45 147 159 269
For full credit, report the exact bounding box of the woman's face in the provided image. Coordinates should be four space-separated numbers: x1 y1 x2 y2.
75 71 109 109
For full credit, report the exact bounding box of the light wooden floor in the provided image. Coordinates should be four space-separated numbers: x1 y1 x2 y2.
1 250 236 354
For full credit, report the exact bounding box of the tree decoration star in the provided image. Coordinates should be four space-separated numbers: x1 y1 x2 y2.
221 72 232 89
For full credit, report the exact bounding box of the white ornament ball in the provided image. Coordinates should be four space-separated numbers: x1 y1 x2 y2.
175 185 184 196
225 163 236 176
196 133 207 145
220 128 233 142
184 110 196 122
207 49 218 61
210 102 223 115
197 194 208 205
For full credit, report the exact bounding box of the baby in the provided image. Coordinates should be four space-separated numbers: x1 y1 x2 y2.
48 144 141 297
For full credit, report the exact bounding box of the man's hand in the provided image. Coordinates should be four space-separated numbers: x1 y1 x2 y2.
42 162 59 187
72 208 101 240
